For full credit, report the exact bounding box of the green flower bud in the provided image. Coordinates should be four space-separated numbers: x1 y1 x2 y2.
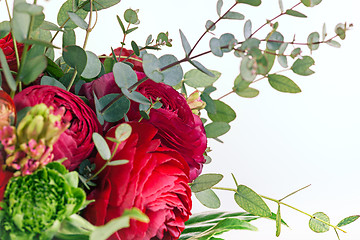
0 162 86 240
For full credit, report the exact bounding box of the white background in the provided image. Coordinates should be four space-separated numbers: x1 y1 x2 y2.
1 0 360 239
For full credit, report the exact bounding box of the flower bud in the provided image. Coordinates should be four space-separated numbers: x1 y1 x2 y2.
185 90 206 115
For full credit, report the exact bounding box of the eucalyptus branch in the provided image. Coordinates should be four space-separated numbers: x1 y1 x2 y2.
66 69 78 91
249 2 301 39
188 2 238 57
118 22 131 62
82 0 94 49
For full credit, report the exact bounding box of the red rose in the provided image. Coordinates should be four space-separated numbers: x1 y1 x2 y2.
83 122 192 240
110 47 143 72
13 85 102 170
79 72 207 180
0 34 25 93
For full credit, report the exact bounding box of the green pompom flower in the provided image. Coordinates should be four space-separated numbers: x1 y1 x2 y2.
0 162 86 240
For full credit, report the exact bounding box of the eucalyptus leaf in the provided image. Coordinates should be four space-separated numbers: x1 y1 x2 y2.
57 0 88 29
267 31 284 51
206 20 216 31
18 55 47 85
276 205 281 237
326 40 341 48
68 12 88 30
63 45 87 74
307 32 320 51
335 23 346 40
81 51 102 79
179 29 192 56
244 20 252 39
82 0 121 11
285 9 307 18
291 56 315 76
236 0 261 6
337 215 360 227
207 100 236 123
12 0 31 42
277 55 288 68
142 53 163 82
107 160 129 166
268 74 301 93
189 60 215 77
92 132 111 160
131 41 140 56
223 11 244 20
184 69 221 88
124 9 138 24
195 189 221 209
234 185 272 217
309 212 330 233
40 76 66 90
240 56 256 81
122 88 151 105
115 123 132 141
40 21 63 31
0 49 16 91
159 54 183 86
0 21 10 39
234 87 259 98
301 0 322 7
205 122 230 138
99 94 130 123
191 173 224 193
63 28 76 47
216 0 223 16
113 62 138 89
210 38 223 57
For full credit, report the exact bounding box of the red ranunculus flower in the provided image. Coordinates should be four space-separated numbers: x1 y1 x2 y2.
83 122 192 240
79 72 207 181
0 168 12 202
13 85 102 170
0 33 25 93
110 47 143 72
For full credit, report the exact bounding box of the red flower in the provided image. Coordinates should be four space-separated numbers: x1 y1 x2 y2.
83 122 192 240
0 168 12 202
13 85 102 170
110 47 143 72
0 34 25 93
79 72 207 181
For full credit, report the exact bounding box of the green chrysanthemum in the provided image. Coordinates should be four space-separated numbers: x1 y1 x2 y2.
0 162 86 240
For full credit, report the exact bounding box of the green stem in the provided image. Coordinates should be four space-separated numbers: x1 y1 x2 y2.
82 0 93 49
66 69 78 91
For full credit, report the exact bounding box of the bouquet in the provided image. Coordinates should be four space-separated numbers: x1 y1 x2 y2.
0 0 357 239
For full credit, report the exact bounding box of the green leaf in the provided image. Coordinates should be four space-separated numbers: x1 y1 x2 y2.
19 55 47 85
159 54 183 86
179 29 192 56
103 58 115 74
210 38 223 57
116 15 126 34
90 208 149 240
309 212 330 233
233 74 250 92
195 189 221 209
219 33 236 53
285 9 307 18
307 32 320 51
223 11 244 20
189 60 215 77
290 48 301 59
267 31 284 51
63 45 87 74
40 76 66 90
240 56 256 81
122 88 151 105
63 28 76 47
14 2 43 15
184 69 221 88
0 49 16 91
67 12 88 30
40 21 63 32
45 57 64 79
276 205 281 237
268 74 301 93
322 23 327 40
115 123 132 141
11 0 31 42
125 26 138 35
57 0 88 30
301 0 322 7
81 51 101 79
326 39 341 48
235 87 259 98
234 185 272 217
337 215 360 227
257 49 275 75
236 0 261 6
291 56 315 76
244 20 252 39
191 174 224 193
0 21 11 39
113 62 138 89
205 122 230 138
205 20 216 31
201 93 216 115
23 39 59 49
278 55 288 68
335 23 346 40
94 93 104 125
216 0 223 16
131 41 140 56
208 100 236 123
124 9 138 24
82 0 121 11
99 94 130 123
278 0 284 12
142 53 163 82
107 160 129 166
92 132 111 160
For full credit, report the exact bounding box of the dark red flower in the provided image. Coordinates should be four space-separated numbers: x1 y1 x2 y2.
0 168 12 202
110 48 143 72
83 122 192 240
13 85 102 170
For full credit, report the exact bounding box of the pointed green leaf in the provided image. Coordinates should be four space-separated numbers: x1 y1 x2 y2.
82 0 121 11
191 173 224 193
40 76 66 90
92 132 111 160
285 9 307 18
67 12 88 30
235 87 259 98
125 27 138 35
276 205 281 237
291 56 315 76
223 11 244 20
236 0 261 6
309 212 330 233
131 41 140 56
244 20 252 39
205 122 230 138
208 100 236 123
189 60 215 77
179 29 192 56
268 74 301 93
19 55 47 84
216 0 223 16
326 40 341 48
116 15 126 34
12 0 31 42
0 49 16 91
184 69 221 88
195 189 221 209
107 160 129 166
337 215 360 227
234 185 272 217
322 23 327 40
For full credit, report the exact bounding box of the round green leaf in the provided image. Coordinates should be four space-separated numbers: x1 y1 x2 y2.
40 76 66 90
124 9 138 24
208 100 236 123
142 53 164 82
92 132 111 160
267 31 284 51
240 56 256 81
235 87 259 98
98 94 130 123
57 0 88 29
205 122 230 138
291 56 315 76
115 123 132 141
205 20 216 31
191 173 224 193
307 32 320 51
184 69 221 88
195 189 221 209
81 51 101 79
210 38 223 57
113 62 138 89
63 45 87 74
268 74 301 93
159 54 183 86
234 185 272 217
309 212 330 233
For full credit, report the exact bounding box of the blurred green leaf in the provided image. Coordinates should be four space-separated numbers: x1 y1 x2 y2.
337 215 360 227
309 212 330 233
92 132 111 160
235 87 259 98
201 93 216 114
46 57 64 79
115 123 132 141
244 20 252 39
208 100 236 123
234 185 272 217
256 49 275 75
268 74 301 93
63 28 76 47
81 51 101 79
195 189 221 209
240 56 256 81
276 205 281 237
12 0 31 42
57 0 88 29
216 0 223 16
19 55 47 84
184 69 221 88
326 39 341 48
107 160 129 166
335 23 346 40
0 49 16 91
205 122 230 138
40 21 63 31
291 56 315 76
63 45 87 74
15 2 43 16
0 21 10 38
191 174 224 193
82 0 121 11
285 9 307 18
68 12 88 30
